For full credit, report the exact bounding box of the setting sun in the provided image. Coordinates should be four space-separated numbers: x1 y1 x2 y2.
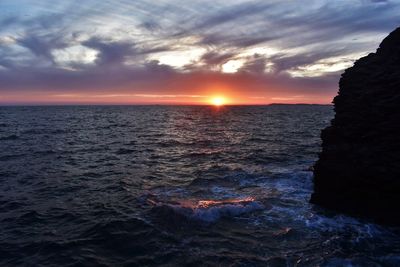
210 96 227 106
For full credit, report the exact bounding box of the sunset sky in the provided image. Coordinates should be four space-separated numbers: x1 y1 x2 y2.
0 0 399 105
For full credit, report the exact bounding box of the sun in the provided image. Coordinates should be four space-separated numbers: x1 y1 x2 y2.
210 96 226 106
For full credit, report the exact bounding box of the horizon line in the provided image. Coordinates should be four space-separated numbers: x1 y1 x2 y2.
0 103 333 107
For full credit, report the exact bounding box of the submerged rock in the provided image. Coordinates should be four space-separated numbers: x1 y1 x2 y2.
311 27 400 225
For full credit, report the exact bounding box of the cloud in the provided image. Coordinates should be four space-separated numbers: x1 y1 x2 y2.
192 1 275 31
239 54 268 74
0 0 399 104
16 35 64 63
200 51 235 66
82 38 136 66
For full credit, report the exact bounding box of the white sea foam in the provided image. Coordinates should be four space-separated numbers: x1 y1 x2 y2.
185 201 264 222
149 196 264 223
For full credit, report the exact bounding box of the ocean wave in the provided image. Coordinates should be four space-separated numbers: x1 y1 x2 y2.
305 212 389 241
187 151 223 158
147 196 264 223
115 148 136 155
80 218 154 239
33 150 57 156
21 129 67 135
0 134 19 141
0 154 25 161
2 105 398 266
21 129 43 135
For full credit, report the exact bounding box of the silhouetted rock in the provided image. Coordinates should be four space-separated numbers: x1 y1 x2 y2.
311 27 400 225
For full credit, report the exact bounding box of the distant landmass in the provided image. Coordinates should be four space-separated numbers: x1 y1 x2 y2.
268 103 332 106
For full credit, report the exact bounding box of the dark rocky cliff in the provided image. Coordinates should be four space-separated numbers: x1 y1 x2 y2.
311 27 400 225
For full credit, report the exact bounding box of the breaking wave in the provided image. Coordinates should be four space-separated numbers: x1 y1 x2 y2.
147 195 264 223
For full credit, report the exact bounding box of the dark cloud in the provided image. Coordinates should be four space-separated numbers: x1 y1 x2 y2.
370 0 388 3
0 16 19 27
200 52 235 66
239 54 267 74
193 2 275 30
0 58 14 69
0 61 338 97
197 1 398 50
198 33 278 48
82 38 136 66
270 49 345 74
16 35 66 64
139 21 162 32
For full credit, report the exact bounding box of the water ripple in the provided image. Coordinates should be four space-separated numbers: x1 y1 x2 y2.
0 105 399 266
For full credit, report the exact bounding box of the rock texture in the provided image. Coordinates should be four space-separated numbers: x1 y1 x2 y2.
311 27 400 225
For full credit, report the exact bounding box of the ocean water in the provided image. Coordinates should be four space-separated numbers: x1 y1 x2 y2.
0 105 399 266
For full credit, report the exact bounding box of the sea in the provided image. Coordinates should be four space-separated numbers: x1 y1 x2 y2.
0 105 399 266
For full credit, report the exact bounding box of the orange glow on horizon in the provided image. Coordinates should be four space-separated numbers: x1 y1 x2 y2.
0 65 337 105
0 83 336 105
209 96 227 106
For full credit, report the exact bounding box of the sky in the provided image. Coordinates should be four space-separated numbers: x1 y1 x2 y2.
0 0 399 105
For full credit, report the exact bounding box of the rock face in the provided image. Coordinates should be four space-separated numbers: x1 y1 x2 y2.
311 27 400 225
